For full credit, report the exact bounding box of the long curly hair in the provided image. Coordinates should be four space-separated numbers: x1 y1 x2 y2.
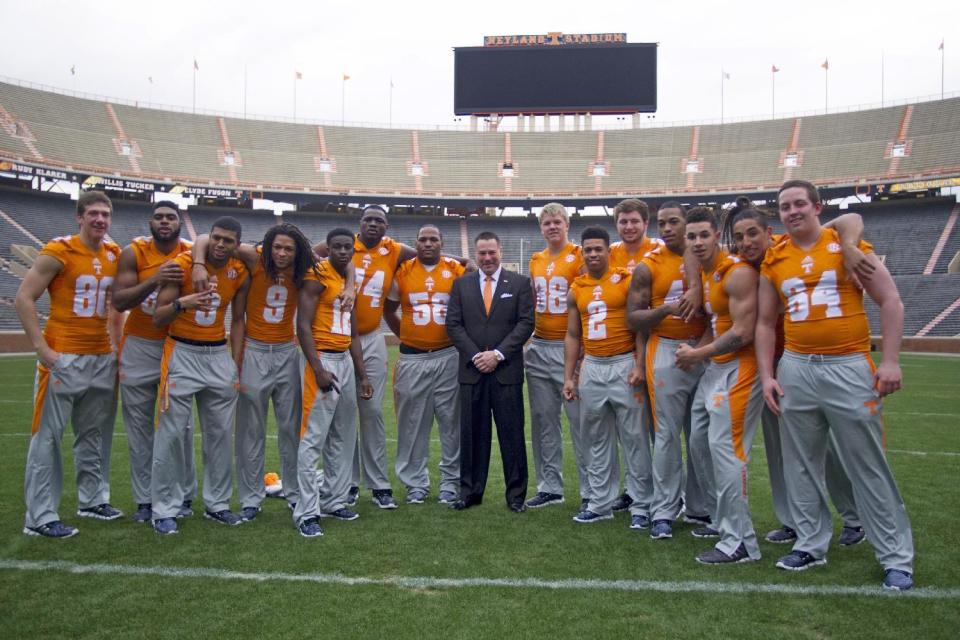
261 223 317 287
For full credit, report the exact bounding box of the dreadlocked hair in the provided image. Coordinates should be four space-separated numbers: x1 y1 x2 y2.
261 223 318 288
720 196 755 252
723 207 773 254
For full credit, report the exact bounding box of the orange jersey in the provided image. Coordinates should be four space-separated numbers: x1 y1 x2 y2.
529 242 583 340
609 237 663 271
168 253 248 342
571 268 635 357
304 260 352 352
702 250 754 364
393 256 465 350
123 236 193 340
40 235 120 354
640 244 707 340
353 235 403 334
245 247 298 343
761 228 873 355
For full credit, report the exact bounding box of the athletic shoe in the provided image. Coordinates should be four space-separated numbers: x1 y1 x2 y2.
580 498 589 511
650 520 673 539
406 489 428 505
77 503 123 521
322 508 359 521
525 492 564 509
177 500 194 519
437 490 457 505
765 526 797 544
630 514 651 530
691 526 720 539
241 506 261 522
345 486 359 507
132 504 152 523
204 510 242 526
152 518 178 536
882 569 914 592
298 517 324 538
372 489 398 510
839 526 866 547
695 544 756 565
776 550 827 571
572 510 614 524
683 513 712 526
23 521 78 538
611 493 633 512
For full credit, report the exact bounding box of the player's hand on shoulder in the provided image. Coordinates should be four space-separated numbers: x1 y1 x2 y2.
841 243 875 286
338 286 356 312
875 361 902 397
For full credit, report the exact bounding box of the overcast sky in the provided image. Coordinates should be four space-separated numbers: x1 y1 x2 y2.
1 0 957 128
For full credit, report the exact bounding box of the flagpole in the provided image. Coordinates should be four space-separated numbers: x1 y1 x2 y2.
243 64 248 118
293 74 297 120
942 39 945 99
771 68 775 117
881 50 885 107
389 76 393 127
720 68 725 123
192 59 197 114
341 76 346 125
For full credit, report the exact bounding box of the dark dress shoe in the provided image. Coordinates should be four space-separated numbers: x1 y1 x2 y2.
451 498 479 511
508 502 526 513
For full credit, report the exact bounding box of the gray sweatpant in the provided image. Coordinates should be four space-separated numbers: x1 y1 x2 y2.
351 331 390 491
295 351 358 525
646 336 710 522
236 338 302 509
152 341 238 520
24 352 117 529
119 335 196 506
525 337 586 498
778 351 914 573
578 352 651 516
393 346 460 495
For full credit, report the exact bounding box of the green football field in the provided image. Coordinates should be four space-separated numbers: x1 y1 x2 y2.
0 349 958 639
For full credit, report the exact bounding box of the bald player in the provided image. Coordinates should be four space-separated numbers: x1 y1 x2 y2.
112 201 196 523
384 224 464 505
525 203 587 510
759 180 914 591
295 228 374 537
16 190 124 537
151 216 249 535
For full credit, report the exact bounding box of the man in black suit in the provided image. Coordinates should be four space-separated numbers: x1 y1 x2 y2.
446 231 534 512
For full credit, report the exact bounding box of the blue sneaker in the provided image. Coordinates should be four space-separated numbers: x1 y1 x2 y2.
630 514 651 530
132 504 152 523
839 526 866 547
23 521 78 538
241 506 261 522
683 513 712 526
177 500 194 519
650 520 673 539
298 517 324 538
611 493 633 512
372 489 398 510
437 490 457 505
204 510 242 526
691 526 720 539
572 510 613 524
765 526 797 544
77 503 123 521
526 492 564 509
321 508 359 521
883 569 913 591
696 544 756 565
345 486 359 507
152 518 178 535
776 550 827 571
406 489 428 505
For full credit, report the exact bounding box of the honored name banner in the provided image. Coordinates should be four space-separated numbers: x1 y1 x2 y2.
888 177 960 193
83 175 156 192
0 160 77 182
483 32 627 47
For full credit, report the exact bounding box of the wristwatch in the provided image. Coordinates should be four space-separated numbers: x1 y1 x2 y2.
173 299 183 313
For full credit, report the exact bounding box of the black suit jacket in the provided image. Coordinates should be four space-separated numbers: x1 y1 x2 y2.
446 268 534 385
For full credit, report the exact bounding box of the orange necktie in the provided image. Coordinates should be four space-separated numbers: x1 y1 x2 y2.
483 276 494 314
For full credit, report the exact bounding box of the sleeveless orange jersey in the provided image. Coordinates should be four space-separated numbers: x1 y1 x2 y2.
305 260 352 352
353 235 403 335
245 247 298 344
168 253 248 342
640 244 707 340
123 236 193 340
761 228 873 355
702 250 754 364
41 235 120 354
529 242 583 340
394 256 465 351
609 237 663 271
571 267 635 357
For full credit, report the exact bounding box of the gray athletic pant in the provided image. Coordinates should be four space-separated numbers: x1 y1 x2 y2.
525 337 587 498
120 335 196 506
647 336 710 522
351 331 390 491
393 346 460 495
24 352 117 529
236 338 302 509
778 351 914 573
761 404 860 530
295 351 358 525
152 341 238 520
578 352 651 516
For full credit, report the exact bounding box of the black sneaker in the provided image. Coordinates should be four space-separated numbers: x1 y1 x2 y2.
776 550 827 571
372 489 398 510
345 486 359 507
691 526 720 539
839 526 866 547
23 520 78 538
77 503 123 521
572 510 614 524
525 492 564 509
177 500 194 519
580 498 589 511
132 503 152 523
611 493 633 512
696 543 757 565
321 508 359 521
298 517 324 538
241 506 261 522
204 510 242 526
765 526 797 544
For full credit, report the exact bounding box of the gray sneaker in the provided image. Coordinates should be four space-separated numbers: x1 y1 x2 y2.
839 526 865 547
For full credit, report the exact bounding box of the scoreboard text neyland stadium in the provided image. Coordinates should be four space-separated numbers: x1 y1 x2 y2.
483 32 627 47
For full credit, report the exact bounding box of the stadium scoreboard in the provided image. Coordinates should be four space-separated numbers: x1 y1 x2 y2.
454 33 657 116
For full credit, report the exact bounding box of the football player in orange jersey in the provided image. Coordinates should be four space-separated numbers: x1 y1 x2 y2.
295 228 373 535
563 227 650 525
674 207 764 565
758 180 914 591
112 201 197 524
16 190 125 537
383 224 464 505
525 203 588 511
151 217 250 535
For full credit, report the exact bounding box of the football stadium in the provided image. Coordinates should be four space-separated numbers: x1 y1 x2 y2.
1 7 959 639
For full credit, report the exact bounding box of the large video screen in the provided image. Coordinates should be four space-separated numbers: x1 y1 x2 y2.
454 43 657 115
